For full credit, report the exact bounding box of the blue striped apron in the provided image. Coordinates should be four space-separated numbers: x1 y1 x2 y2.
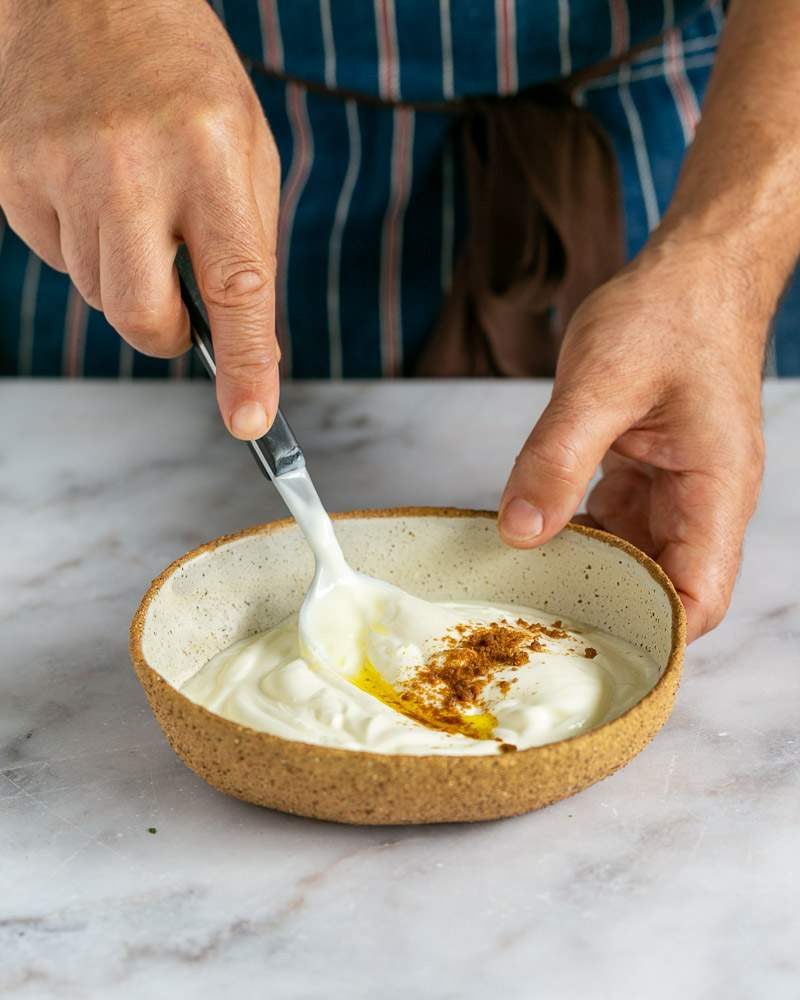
1 1 796 376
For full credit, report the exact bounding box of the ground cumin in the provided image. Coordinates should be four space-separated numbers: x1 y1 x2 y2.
396 618 571 743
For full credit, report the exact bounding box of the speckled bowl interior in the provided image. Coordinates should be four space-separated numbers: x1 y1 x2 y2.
130 510 685 825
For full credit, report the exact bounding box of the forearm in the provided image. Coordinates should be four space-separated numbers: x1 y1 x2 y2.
655 0 800 315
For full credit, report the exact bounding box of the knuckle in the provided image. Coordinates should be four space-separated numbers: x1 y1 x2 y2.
220 338 279 384
105 305 180 356
199 254 275 308
105 305 155 340
65 130 140 199
184 103 245 153
34 140 73 191
51 146 87 195
519 435 585 488
99 137 137 186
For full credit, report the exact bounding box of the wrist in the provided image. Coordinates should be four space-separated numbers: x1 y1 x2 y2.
619 230 773 388
652 162 800 319
639 221 784 339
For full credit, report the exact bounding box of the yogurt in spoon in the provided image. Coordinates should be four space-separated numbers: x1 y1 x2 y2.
270 466 458 677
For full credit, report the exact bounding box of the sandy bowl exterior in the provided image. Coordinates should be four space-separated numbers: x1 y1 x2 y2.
130 509 685 825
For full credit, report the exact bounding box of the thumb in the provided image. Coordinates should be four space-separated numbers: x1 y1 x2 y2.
184 186 280 441
498 392 632 548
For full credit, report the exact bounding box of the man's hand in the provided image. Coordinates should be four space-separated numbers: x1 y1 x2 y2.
499 0 800 641
498 238 767 641
0 0 280 438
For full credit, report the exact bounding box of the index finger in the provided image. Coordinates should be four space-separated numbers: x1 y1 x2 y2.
182 172 279 440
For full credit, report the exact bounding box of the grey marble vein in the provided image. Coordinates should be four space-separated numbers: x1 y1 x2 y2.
1 379 798 1000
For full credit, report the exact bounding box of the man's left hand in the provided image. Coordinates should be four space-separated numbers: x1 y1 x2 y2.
497 236 768 641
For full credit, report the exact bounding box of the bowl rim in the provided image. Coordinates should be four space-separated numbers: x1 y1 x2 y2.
129 507 686 761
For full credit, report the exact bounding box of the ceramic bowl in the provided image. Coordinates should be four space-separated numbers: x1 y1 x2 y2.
130 509 685 825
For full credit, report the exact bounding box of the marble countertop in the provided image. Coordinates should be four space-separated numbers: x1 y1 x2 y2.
1 379 798 999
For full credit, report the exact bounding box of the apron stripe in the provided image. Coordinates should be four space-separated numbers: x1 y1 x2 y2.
495 0 518 95
439 0 455 99
664 29 701 143
629 32 719 69
674 33 720 56
583 50 717 92
617 65 660 232
558 0 572 77
380 107 414 376
258 0 284 71
327 100 361 379
18 251 41 376
277 82 314 376
319 0 337 88
609 0 630 57
376 0 400 101
62 285 89 377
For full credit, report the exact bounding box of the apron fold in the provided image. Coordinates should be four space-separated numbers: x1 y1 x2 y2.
416 86 625 377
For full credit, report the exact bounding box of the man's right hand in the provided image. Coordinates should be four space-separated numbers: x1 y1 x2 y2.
0 0 281 438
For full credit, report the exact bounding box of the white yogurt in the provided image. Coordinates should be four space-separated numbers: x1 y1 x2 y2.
181 467 660 755
182 601 660 755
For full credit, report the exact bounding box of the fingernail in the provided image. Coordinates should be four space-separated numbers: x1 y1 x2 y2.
230 401 268 440
501 498 544 540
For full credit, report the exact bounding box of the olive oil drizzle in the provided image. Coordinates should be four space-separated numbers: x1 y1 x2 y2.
350 660 497 741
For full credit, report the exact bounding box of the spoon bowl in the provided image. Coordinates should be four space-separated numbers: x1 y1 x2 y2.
276 465 460 685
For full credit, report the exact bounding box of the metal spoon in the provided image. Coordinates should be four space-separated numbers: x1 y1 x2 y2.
175 247 427 678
